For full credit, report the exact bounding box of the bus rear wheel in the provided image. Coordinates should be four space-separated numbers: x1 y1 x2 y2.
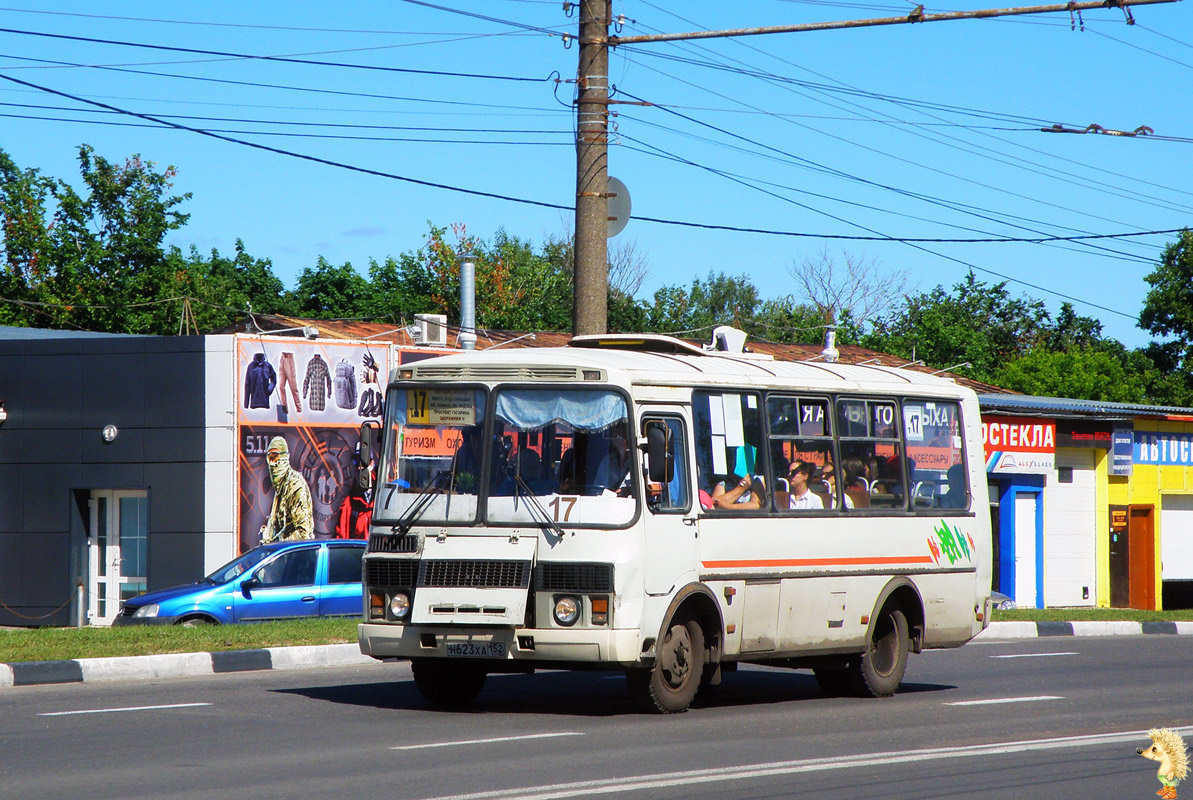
846 606 909 698
411 658 488 708
627 618 705 713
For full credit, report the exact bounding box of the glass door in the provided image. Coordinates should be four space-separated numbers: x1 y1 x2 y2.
87 490 148 625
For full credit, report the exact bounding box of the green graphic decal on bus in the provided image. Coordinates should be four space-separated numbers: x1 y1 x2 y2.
928 520 974 565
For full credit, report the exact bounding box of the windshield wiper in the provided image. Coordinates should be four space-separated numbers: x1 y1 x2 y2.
393 469 451 536
513 475 569 538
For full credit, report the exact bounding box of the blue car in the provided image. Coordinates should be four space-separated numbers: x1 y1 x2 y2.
113 540 366 626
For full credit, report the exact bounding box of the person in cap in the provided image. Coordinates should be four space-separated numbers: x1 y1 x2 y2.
260 435 315 544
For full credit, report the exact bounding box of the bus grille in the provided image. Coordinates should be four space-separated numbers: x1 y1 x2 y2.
366 559 419 587
535 563 614 593
368 533 419 554
421 560 529 589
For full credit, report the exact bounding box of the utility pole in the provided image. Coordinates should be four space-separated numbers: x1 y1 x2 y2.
569 0 1179 336
573 0 611 336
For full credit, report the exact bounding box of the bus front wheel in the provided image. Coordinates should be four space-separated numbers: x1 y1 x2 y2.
411 658 488 708
627 618 705 713
846 606 909 698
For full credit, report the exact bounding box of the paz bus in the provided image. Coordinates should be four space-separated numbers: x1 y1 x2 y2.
356 330 992 713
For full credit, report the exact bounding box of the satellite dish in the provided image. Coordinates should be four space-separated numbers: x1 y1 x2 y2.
606 176 631 238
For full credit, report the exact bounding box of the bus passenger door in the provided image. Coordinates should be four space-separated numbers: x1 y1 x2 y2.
641 413 699 595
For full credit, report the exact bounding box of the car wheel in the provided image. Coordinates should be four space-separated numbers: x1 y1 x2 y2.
178 616 216 628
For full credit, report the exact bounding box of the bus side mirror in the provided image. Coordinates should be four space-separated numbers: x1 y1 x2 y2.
644 421 673 484
357 421 380 490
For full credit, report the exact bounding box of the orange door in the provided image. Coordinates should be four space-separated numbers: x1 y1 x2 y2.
1128 505 1156 610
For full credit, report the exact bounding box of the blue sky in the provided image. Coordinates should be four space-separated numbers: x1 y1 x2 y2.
1 1 1190 348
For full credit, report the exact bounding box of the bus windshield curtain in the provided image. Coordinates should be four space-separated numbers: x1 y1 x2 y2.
495 389 626 432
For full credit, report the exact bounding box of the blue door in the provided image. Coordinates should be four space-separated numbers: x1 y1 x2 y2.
235 546 321 621
320 545 365 617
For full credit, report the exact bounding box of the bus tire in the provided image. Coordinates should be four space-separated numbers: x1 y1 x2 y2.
846 606 909 698
411 658 487 708
627 617 705 713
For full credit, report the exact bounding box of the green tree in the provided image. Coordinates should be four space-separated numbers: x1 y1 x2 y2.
1138 229 1193 404
994 347 1148 402
0 145 192 332
866 271 1054 384
289 256 372 318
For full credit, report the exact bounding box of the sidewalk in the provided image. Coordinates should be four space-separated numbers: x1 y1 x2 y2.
3 621 1191 689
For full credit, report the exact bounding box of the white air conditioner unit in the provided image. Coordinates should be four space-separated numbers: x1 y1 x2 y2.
414 313 448 347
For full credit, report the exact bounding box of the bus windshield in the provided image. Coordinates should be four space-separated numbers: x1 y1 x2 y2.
372 386 636 528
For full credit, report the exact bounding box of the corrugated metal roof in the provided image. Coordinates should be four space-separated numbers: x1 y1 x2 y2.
978 393 1193 419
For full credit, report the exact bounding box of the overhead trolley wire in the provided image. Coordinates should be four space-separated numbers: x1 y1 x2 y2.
0 26 554 82
0 72 1178 278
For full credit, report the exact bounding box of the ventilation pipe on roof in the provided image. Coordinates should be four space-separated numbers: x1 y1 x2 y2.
459 253 477 350
822 326 839 363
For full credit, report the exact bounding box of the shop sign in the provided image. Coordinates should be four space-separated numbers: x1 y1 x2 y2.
1133 429 1193 466
1111 424 1133 476
981 415 1055 474
1056 421 1113 449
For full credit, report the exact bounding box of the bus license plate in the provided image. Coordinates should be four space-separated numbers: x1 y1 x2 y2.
445 641 506 658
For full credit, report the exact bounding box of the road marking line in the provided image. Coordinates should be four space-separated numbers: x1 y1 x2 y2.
990 652 1078 659
38 702 211 717
944 695 1064 706
391 732 584 751
413 726 1193 800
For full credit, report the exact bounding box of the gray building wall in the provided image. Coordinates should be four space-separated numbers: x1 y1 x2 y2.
0 334 209 626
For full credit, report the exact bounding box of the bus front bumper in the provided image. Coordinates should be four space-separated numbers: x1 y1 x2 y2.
358 623 644 666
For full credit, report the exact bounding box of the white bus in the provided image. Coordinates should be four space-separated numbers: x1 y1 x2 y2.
357 332 992 712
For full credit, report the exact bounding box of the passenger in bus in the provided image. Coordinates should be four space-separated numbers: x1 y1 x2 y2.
707 473 765 510
842 460 870 508
786 461 824 510
822 465 855 509
560 426 631 496
939 463 968 508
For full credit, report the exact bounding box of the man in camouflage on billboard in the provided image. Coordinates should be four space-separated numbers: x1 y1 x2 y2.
260 435 315 544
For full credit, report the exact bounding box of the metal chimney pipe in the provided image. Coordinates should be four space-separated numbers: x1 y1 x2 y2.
822 326 839 363
459 253 477 350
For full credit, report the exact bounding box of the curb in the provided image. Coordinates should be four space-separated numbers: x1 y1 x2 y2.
975 620 1193 640
3 623 1191 688
0 643 376 689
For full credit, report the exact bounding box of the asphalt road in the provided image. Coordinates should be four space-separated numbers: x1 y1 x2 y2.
1 635 1188 800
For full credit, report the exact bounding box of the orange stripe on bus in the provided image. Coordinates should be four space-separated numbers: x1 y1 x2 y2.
701 556 935 569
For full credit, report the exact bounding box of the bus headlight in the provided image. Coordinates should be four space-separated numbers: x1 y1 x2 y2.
389 592 411 620
553 596 580 627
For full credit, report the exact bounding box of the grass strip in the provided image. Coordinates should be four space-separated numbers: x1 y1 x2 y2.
0 618 359 663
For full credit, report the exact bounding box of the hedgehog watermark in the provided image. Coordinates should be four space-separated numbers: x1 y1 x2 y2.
1139 728 1189 800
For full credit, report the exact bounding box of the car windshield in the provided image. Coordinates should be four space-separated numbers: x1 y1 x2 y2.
205 547 276 584
372 386 636 528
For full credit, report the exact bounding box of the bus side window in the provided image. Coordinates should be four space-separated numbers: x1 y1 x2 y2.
836 398 907 510
693 391 765 513
643 417 691 513
903 399 968 510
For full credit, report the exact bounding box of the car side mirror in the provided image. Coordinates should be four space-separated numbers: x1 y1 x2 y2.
644 421 673 484
241 576 260 598
357 421 380 490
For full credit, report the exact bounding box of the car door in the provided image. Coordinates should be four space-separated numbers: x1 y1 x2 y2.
320 544 365 617
234 546 321 622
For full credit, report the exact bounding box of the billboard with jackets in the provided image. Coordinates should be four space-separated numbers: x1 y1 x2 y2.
236 336 389 553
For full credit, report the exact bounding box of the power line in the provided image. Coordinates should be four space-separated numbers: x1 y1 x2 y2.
0 72 1173 253
0 26 553 82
